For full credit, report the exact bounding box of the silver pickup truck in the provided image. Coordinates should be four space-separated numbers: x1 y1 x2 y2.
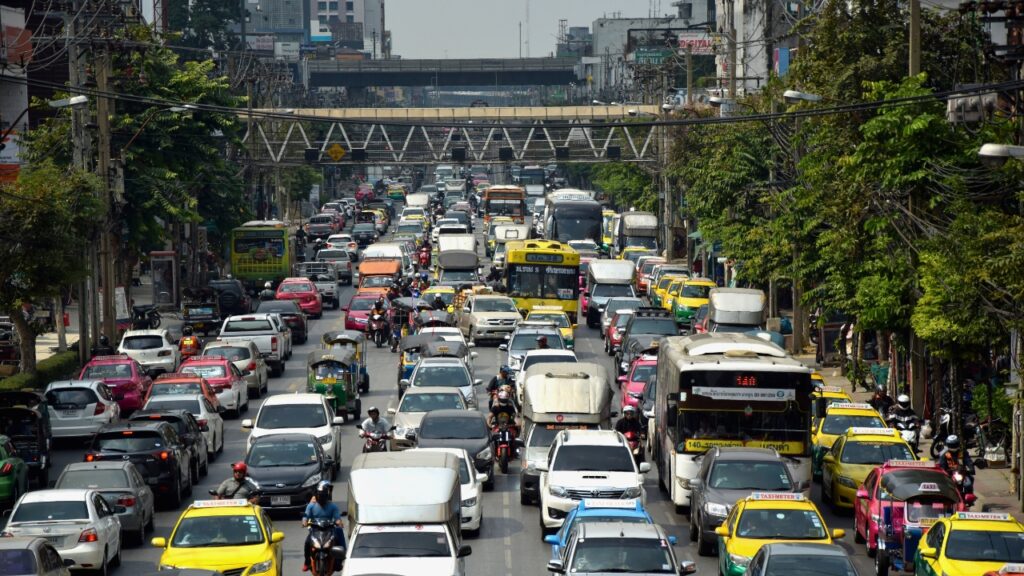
217 313 293 377
294 262 340 309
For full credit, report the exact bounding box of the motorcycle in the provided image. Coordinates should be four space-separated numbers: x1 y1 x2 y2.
491 416 516 474
889 413 920 453
359 426 395 453
131 305 161 329
307 517 344 576
624 430 645 464
418 248 431 268
930 407 954 459
368 313 388 349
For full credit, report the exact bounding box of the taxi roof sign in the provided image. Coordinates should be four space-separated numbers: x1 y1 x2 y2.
884 459 937 468
847 427 898 436
955 512 1013 521
749 492 806 501
828 402 875 411
1000 564 1024 574
817 386 845 393
582 498 640 510
191 499 249 508
918 482 941 492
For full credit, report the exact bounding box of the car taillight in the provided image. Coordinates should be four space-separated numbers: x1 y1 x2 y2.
78 529 98 543
197 419 208 427
157 450 171 461
0 463 12 475
158 349 172 357
85 454 96 462
117 495 136 507
271 337 278 351
94 402 106 415
246 361 256 372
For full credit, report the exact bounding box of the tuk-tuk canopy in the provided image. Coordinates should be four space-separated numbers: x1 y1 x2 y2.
393 297 432 312
417 310 454 327
307 348 356 367
0 391 45 409
322 330 366 347
0 406 41 438
400 334 445 352
881 469 961 502
420 341 469 359
437 250 479 270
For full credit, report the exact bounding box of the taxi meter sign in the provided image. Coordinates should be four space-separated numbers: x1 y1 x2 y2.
848 427 898 436
750 492 805 501
885 459 936 468
829 402 875 411
192 499 249 508
326 143 346 162
955 512 1013 521
1000 564 1024 574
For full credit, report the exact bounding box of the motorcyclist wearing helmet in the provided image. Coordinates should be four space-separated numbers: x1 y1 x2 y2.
417 272 431 292
259 281 276 301
91 334 115 357
485 265 502 284
369 297 391 340
487 389 518 429
431 294 447 311
486 366 514 409
386 283 401 302
178 325 203 358
360 407 392 437
938 434 975 492
887 394 918 421
215 462 257 499
302 480 345 572
615 405 645 437
535 335 549 350
869 385 894 415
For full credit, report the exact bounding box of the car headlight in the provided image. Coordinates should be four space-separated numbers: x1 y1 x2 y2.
837 476 858 488
159 565 177 571
302 472 322 487
247 558 274 575
549 485 569 498
477 446 492 461
461 497 477 507
729 553 750 568
705 502 729 517
622 486 642 499
395 426 407 437
317 433 333 446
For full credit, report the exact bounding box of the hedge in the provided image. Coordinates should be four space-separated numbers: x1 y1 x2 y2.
0 347 82 391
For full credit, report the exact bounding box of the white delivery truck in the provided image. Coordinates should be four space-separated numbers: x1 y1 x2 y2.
583 260 637 328
343 451 471 576
519 362 613 505
614 211 659 257
706 287 766 333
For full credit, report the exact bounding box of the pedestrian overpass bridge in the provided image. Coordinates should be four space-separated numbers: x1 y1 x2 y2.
242 105 665 166
302 57 577 88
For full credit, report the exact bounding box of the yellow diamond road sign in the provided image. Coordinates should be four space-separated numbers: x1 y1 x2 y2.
326 143 346 162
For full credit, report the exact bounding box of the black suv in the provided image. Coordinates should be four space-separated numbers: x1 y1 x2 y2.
209 279 253 318
128 409 209 481
255 300 309 344
85 421 194 508
615 308 681 374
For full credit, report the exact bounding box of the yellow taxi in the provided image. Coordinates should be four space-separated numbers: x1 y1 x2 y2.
821 427 916 510
715 492 844 576
422 285 456 313
811 371 826 387
618 246 652 262
153 499 284 574
525 306 575 349
810 385 852 428
651 274 686 309
662 278 687 312
671 277 716 326
916 512 1024 575
811 402 885 479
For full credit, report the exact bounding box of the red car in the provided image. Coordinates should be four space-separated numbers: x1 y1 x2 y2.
603 310 635 356
276 277 323 318
617 356 657 411
343 294 388 332
178 356 248 415
854 459 974 557
78 354 151 413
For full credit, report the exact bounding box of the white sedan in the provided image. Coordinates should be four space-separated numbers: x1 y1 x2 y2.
2 488 122 574
144 394 225 459
414 447 485 536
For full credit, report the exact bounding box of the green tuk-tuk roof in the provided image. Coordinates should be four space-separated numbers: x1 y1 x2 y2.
307 348 356 366
321 330 366 346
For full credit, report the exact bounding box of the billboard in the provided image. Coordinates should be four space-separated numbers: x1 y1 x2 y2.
677 32 713 56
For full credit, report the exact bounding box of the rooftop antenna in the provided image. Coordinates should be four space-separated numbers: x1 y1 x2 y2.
524 0 530 57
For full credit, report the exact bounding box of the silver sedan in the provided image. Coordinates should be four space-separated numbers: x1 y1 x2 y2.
53 461 156 546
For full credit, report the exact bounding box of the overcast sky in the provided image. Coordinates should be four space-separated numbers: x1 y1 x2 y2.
387 0 663 59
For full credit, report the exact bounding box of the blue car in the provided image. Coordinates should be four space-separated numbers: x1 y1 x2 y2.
543 498 667 561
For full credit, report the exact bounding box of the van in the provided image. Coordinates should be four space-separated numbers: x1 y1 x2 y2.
344 451 471 576
492 224 532 270
405 193 430 210
706 287 766 333
519 362 613 505
357 259 401 294
361 242 414 277
583 260 636 328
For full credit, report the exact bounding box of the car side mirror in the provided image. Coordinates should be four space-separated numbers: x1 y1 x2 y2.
678 560 697 575
216 405 226 414
457 544 472 558
832 528 845 539
271 531 285 543
822 454 835 464
332 417 345 426
114 505 127 514
470 351 478 358
582 291 589 297
341 307 349 313
535 462 549 472
323 456 334 468
617 375 628 383
473 379 483 387
151 537 167 548
200 423 210 432
544 534 558 545
241 419 253 429
715 526 730 538
399 379 410 388
855 487 868 499
919 545 938 559
639 462 651 473
498 344 508 351
965 493 977 505
547 559 565 574
689 478 702 490
387 408 397 416
242 369 253 376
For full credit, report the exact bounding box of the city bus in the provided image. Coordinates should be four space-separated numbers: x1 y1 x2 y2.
542 190 603 245
481 185 528 227
229 220 294 286
654 333 814 512
503 239 581 322
601 209 617 247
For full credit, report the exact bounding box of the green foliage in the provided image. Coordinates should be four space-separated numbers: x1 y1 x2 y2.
167 0 241 51
0 350 82 391
971 381 1013 424
280 166 324 203
587 163 656 211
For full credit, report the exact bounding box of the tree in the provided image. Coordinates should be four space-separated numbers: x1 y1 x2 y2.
0 161 101 374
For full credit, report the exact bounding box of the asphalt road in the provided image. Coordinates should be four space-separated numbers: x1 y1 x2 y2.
46 219 876 576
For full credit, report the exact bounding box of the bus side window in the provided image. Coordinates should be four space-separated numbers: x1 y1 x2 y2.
665 402 677 427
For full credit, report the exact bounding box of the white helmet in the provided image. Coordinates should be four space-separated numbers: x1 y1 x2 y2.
897 394 911 409
623 405 637 414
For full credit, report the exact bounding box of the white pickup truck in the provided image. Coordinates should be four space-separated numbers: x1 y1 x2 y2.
217 314 293 377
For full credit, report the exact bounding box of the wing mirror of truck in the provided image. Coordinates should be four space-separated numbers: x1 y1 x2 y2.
678 560 697 575
547 559 565 574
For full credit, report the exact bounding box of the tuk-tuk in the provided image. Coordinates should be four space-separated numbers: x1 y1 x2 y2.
307 349 361 423
811 385 853 429
420 340 470 361
0 391 51 486
392 298 432 339
397 334 444 387
321 330 370 393
416 310 455 332
181 288 221 336
868 460 972 574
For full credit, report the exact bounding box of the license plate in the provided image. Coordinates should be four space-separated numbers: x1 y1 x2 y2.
271 496 290 505
61 409 81 416
323 377 336 385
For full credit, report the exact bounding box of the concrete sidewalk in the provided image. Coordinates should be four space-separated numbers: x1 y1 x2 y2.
800 354 1024 521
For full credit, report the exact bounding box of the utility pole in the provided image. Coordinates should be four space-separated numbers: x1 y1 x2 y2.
96 49 116 342
909 0 921 76
685 45 693 105
67 0 91 361
660 70 674 260
728 3 737 98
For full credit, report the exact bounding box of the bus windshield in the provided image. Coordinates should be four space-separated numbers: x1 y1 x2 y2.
549 205 602 244
484 199 526 217
508 264 578 300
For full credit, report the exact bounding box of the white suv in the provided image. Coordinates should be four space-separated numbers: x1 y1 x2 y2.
537 430 650 531
118 329 180 375
241 393 344 469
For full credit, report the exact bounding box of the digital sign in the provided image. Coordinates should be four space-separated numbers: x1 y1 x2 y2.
525 253 564 264
735 375 758 387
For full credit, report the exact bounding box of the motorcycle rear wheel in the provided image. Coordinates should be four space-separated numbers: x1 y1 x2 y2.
311 552 333 576
930 439 945 459
149 314 161 329
499 451 509 474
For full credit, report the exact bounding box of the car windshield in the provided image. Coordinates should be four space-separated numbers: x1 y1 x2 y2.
146 398 201 413
353 224 375 232
151 382 202 396
181 365 227 379
171 515 265 548
614 314 634 328
764 555 857 576
945 529 1024 562
257 404 328 429
570 241 599 251
0 549 35 573
12 501 88 522
420 416 486 440
840 441 914 464
736 509 827 539
592 284 635 298
528 314 569 327
94 431 164 452
279 283 313 293
400 393 465 413
522 355 576 371
682 284 713 299
628 318 677 336
606 299 642 315
510 333 563 354
122 336 164 350
569 537 674 573
349 298 375 311
203 347 250 362
821 414 885 435
350 530 451 558
398 225 422 234
248 439 318 467
639 261 663 275
82 363 133 379
57 469 130 489
46 388 97 407
708 461 792 490
904 499 957 522
553 445 635 472
413 366 471 389
476 299 517 313
629 365 657 383
361 276 392 288
439 270 478 282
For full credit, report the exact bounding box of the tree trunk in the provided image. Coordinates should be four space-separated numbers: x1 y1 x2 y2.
10 311 37 376
55 296 67 352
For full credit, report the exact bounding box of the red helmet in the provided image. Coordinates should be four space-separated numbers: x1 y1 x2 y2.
232 462 247 474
